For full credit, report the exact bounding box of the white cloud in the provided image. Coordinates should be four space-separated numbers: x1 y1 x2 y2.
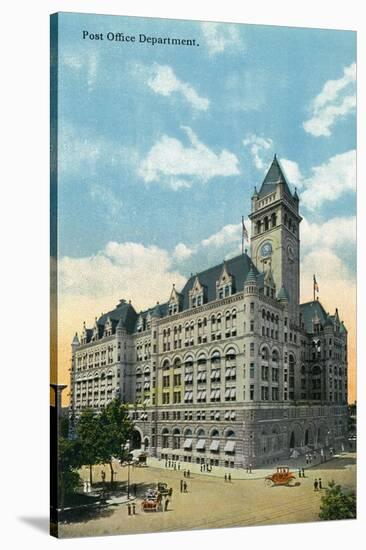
300 150 356 210
303 62 356 137
200 22 242 56
146 64 209 111
243 134 273 171
300 248 356 313
139 126 240 189
280 158 303 188
59 241 186 306
201 219 251 248
173 243 196 262
301 216 356 252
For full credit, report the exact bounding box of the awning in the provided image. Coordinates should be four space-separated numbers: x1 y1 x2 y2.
210 440 220 452
196 439 206 451
230 412 236 420
224 411 230 420
183 438 193 450
224 441 236 453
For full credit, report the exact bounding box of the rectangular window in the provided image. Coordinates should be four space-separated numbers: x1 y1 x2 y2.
250 384 254 400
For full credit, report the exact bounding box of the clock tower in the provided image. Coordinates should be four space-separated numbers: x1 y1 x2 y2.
249 155 302 323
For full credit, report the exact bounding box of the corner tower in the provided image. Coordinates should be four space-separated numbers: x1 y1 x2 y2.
249 155 302 323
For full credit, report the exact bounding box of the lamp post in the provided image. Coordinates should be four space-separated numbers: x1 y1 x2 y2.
123 439 132 500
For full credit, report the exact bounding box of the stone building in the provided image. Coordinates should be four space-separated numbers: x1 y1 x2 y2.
69 156 349 467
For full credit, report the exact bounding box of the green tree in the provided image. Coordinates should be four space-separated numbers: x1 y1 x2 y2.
77 408 101 486
58 437 83 511
97 399 134 485
319 480 356 520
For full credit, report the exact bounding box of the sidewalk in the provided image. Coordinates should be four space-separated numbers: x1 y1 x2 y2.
146 452 346 481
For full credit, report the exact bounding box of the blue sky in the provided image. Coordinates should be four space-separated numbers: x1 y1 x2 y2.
56 12 356 308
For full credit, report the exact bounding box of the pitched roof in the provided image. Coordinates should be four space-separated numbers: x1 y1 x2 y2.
258 155 293 199
98 300 138 334
300 300 330 332
180 253 260 310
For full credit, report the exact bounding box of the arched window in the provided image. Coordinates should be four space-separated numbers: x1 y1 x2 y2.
197 353 206 365
272 349 279 362
173 428 181 449
211 351 221 364
174 358 182 369
289 354 295 373
225 348 236 361
264 216 269 231
261 347 269 361
162 428 169 449
162 359 170 370
271 212 277 227
256 220 261 235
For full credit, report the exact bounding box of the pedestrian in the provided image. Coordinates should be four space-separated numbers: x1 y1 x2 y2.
168 459 171 468
224 474 227 482
174 462 176 471
178 463 181 470
302 468 305 478
318 478 322 490
298 468 302 478
165 498 170 511
183 469 186 478
200 464 202 472
132 502 136 515
249 463 252 474
187 470 190 478
183 481 187 493
180 479 183 492
127 503 132 515
313 479 318 491
101 470 106 483
169 487 173 497
306 454 309 465
228 473 231 482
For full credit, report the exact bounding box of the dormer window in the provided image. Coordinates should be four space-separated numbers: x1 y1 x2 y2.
216 263 234 300
168 284 182 315
136 315 144 332
189 275 204 309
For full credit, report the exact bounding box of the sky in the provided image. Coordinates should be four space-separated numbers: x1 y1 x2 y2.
54 12 356 402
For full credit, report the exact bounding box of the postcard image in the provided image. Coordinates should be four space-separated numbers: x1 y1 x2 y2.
50 12 356 538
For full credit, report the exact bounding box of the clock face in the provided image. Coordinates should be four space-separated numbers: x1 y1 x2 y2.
260 242 272 258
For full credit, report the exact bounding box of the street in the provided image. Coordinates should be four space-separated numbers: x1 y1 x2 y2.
58 452 356 538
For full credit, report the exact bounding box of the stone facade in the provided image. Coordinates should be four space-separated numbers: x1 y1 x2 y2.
69 156 349 467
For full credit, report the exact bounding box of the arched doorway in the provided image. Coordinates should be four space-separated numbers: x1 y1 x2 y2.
289 431 295 449
305 429 309 446
130 429 142 450
143 437 149 451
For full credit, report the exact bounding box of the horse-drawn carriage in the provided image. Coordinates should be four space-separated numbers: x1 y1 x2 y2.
141 486 162 512
141 482 172 512
265 466 296 487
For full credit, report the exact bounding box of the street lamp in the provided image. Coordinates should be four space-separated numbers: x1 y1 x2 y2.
122 439 132 500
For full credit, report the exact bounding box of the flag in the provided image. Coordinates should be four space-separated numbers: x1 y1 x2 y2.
313 274 319 293
242 217 249 241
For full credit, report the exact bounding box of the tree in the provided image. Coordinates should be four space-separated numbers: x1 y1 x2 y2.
77 408 101 486
319 480 356 520
58 437 83 511
97 399 134 485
